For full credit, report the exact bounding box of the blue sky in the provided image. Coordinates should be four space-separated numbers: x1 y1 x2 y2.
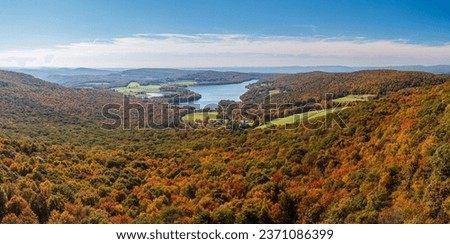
0 0 449 67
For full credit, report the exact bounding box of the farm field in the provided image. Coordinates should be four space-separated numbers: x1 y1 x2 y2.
182 111 219 123
258 107 348 129
171 80 198 86
269 89 281 95
112 82 161 95
332 94 376 103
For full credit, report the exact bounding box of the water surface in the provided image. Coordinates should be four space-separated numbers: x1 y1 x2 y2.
181 79 258 109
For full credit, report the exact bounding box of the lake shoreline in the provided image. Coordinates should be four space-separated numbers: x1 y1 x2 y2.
176 79 259 109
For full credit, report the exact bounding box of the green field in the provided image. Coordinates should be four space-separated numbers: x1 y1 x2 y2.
113 82 161 95
269 89 281 95
333 94 375 103
258 107 348 129
172 80 198 86
182 112 219 123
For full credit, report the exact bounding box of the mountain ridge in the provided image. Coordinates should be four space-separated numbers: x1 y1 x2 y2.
7 65 450 89
6 68 270 89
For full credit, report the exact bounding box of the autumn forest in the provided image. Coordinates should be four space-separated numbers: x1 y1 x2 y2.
0 69 449 224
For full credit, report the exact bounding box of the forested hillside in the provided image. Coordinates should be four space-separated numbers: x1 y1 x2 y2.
0 71 123 123
0 70 182 128
242 70 449 104
15 68 270 89
0 70 449 223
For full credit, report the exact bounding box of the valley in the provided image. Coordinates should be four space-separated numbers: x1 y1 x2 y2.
0 69 449 224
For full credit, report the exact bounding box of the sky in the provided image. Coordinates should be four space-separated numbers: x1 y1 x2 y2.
0 0 449 68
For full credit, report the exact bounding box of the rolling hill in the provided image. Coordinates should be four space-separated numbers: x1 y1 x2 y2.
241 70 450 104
0 69 449 224
10 68 271 89
0 70 125 123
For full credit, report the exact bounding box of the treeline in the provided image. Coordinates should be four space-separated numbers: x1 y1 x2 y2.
177 71 267 85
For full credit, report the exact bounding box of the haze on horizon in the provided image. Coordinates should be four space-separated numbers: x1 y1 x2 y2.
0 0 449 68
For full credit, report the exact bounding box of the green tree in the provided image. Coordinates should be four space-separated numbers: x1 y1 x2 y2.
30 193 50 223
5 195 28 216
0 187 7 218
430 144 450 180
211 205 235 224
47 195 65 213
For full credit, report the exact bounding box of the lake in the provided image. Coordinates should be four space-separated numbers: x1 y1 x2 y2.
180 79 258 109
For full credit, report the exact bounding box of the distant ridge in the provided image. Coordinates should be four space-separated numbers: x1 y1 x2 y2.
193 65 450 74
3 65 450 89
5 67 269 88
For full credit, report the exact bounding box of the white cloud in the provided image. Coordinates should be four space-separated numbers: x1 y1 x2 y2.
0 33 449 68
